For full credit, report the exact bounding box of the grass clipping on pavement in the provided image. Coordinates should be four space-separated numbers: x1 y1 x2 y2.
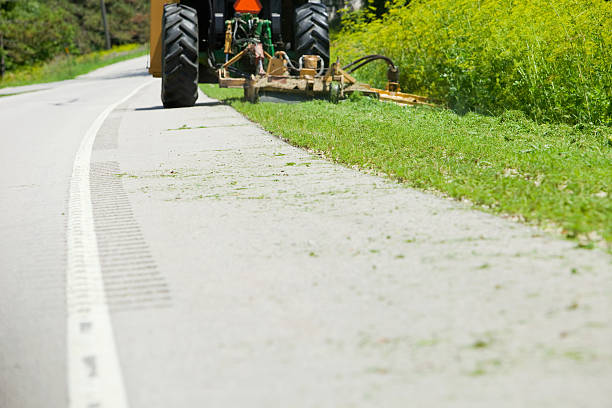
0 44 147 89
201 84 612 248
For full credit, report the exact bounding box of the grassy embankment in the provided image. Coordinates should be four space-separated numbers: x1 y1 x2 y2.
197 0 611 248
201 84 611 249
0 44 147 89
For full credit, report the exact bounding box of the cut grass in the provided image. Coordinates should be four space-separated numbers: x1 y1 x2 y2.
200 84 612 248
0 44 148 89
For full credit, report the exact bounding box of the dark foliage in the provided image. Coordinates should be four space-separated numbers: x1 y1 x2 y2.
0 0 148 71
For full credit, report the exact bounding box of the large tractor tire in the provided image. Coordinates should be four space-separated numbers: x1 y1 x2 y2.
161 4 199 108
294 2 330 67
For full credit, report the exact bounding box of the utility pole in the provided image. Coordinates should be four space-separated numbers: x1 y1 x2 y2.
0 33 5 79
100 0 111 49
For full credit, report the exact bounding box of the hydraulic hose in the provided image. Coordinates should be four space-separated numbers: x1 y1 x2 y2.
342 54 400 84
342 54 397 74
225 65 251 78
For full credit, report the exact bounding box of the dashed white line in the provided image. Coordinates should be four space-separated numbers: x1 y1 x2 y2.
66 80 153 408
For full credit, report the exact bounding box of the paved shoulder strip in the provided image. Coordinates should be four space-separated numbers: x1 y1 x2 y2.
66 80 154 408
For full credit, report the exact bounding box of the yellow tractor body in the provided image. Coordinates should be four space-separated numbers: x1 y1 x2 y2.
149 0 177 77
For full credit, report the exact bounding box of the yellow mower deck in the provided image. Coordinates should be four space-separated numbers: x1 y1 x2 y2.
218 50 431 106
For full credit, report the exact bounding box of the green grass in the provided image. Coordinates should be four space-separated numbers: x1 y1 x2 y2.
201 84 612 248
0 44 147 89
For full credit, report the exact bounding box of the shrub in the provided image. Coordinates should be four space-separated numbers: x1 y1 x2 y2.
0 0 148 72
333 0 612 125
0 1 76 70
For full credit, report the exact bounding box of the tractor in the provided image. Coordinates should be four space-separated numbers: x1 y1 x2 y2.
149 0 330 107
149 0 429 108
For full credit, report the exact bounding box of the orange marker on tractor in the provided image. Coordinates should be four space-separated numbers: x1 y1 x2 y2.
234 0 262 14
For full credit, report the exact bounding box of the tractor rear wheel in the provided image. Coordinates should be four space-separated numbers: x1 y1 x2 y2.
161 4 199 108
294 2 330 67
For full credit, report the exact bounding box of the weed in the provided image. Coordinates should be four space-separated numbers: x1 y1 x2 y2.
333 0 612 126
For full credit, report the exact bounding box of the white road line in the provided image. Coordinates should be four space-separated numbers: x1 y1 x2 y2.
66 80 154 408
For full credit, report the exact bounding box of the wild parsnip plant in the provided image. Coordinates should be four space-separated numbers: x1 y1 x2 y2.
333 0 612 126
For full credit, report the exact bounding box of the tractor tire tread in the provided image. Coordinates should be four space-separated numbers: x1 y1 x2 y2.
294 2 330 66
161 3 199 108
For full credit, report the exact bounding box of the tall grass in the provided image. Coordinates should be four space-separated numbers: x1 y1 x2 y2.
333 0 612 125
0 44 147 89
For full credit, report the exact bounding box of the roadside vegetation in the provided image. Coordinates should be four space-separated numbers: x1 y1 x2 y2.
201 84 611 248
333 0 612 126
0 0 148 79
0 44 147 88
198 0 611 248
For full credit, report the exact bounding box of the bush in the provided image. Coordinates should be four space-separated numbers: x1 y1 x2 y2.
333 0 612 125
0 1 76 70
0 0 148 72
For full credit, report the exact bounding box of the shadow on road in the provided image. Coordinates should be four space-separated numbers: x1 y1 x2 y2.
80 70 151 81
134 101 223 111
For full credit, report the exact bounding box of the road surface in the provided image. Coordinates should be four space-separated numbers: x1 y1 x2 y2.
1 56 611 408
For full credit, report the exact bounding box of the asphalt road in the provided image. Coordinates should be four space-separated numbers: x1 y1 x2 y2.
1 56 611 408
